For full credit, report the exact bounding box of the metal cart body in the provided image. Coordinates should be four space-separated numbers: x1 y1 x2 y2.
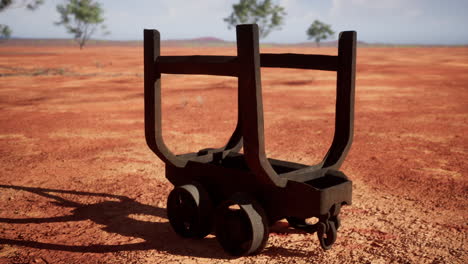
144 24 356 256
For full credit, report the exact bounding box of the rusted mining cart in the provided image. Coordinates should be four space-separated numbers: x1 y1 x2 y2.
144 24 356 256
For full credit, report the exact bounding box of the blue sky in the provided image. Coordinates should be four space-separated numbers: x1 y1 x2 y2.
1 0 467 44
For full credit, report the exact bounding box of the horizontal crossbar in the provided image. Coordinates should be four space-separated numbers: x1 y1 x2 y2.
260 53 338 71
156 53 339 76
157 56 238 76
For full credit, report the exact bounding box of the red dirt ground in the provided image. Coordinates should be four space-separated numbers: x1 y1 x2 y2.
0 44 467 264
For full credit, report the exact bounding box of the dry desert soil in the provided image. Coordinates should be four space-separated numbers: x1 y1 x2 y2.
0 44 467 264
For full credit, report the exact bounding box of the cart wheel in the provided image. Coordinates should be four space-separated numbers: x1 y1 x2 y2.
167 183 213 239
215 194 269 256
317 220 337 250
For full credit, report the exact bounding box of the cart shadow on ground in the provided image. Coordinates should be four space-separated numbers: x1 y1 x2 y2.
0 185 319 259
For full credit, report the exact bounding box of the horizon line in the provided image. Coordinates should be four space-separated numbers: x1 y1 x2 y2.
3 36 468 47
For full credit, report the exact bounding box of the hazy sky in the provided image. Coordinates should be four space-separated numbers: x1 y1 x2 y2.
1 0 467 44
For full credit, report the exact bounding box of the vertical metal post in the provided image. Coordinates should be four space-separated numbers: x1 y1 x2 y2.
236 24 264 158
236 24 286 187
144 29 160 153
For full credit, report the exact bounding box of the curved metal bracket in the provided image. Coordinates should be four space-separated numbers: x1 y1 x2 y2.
144 29 243 168
322 31 356 170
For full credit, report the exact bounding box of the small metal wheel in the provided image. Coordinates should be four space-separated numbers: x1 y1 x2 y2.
167 183 213 238
330 215 341 230
316 220 337 250
215 193 269 256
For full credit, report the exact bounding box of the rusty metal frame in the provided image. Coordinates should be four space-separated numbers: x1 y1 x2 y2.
144 24 355 188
